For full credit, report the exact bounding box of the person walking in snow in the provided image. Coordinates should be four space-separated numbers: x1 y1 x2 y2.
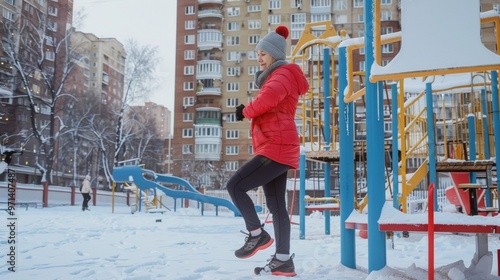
226 25 308 277
81 175 92 211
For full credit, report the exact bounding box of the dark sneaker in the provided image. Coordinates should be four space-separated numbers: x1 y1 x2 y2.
254 253 296 277
235 229 273 259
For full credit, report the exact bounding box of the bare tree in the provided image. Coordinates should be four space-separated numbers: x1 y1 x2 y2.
114 40 159 166
2 12 83 184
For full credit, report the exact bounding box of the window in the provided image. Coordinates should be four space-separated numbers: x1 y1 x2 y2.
46 36 55 46
334 0 347 10
226 130 239 139
311 14 331 23
226 146 239 155
227 7 240 16
183 96 195 106
381 11 392 21
47 21 58 31
359 61 365 71
185 6 195 15
382 44 393 53
248 145 254 155
268 15 281 25
248 66 259 75
184 50 195 60
184 66 194 75
291 13 306 40
5 0 15 5
227 83 240 92
184 35 195 44
183 144 193 154
226 114 237 123
248 82 259 91
227 98 239 107
248 5 261 12
227 22 240 31
311 0 330 7
248 35 260 45
227 67 241 76
381 27 393 35
183 113 193 122
227 51 241 62
357 13 364 23
335 14 347 24
225 161 239 171
353 0 363 8
381 0 392 4
48 6 57 16
248 20 261 29
227 36 240 46
247 51 257 60
185 20 195 30
45 52 55 61
183 82 194 90
269 0 281 10
182 129 193 138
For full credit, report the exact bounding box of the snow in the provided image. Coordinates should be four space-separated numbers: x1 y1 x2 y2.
1 203 500 279
371 0 500 78
402 73 493 94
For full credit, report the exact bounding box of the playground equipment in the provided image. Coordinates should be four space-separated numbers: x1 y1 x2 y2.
292 0 500 277
338 0 500 276
112 165 240 216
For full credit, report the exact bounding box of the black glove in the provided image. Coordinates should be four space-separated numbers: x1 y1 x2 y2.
235 104 245 121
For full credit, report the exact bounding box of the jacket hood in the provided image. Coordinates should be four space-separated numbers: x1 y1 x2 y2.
282 64 309 96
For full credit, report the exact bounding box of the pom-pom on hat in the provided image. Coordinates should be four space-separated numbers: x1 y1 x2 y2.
256 25 289 60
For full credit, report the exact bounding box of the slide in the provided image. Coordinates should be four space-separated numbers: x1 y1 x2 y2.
112 165 240 216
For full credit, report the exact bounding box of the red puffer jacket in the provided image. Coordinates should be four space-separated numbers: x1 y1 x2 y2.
243 63 309 169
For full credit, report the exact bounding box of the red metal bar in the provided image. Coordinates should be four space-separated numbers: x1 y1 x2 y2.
498 249 500 276
70 186 75 206
428 183 435 280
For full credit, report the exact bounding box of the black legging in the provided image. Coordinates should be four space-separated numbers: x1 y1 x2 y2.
82 193 91 209
226 155 291 255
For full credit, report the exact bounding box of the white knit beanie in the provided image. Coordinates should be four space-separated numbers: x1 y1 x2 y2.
256 26 289 60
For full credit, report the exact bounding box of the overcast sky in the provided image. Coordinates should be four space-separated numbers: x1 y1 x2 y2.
73 0 177 112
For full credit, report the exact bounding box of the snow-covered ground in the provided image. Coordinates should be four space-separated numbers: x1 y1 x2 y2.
1 204 500 280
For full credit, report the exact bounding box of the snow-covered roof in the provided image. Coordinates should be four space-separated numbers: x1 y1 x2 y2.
402 73 492 93
371 0 500 80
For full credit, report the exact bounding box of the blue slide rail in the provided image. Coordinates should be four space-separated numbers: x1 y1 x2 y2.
112 165 241 216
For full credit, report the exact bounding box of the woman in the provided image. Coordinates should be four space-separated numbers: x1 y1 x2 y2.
81 175 92 211
226 25 309 276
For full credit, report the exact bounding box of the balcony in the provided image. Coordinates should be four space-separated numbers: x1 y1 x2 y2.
195 107 221 125
197 86 222 96
198 30 223 50
194 123 222 161
198 0 223 5
0 85 13 97
198 9 223 19
197 60 222 80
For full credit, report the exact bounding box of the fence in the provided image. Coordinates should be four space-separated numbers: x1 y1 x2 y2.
0 182 129 208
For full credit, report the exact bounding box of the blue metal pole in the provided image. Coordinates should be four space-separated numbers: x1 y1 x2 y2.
480 88 492 206
425 83 438 208
323 47 332 235
391 83 399 209
338 45 356 268
467 114 477 184
365 0 386 272
491 71 500 207
299 149 306 239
